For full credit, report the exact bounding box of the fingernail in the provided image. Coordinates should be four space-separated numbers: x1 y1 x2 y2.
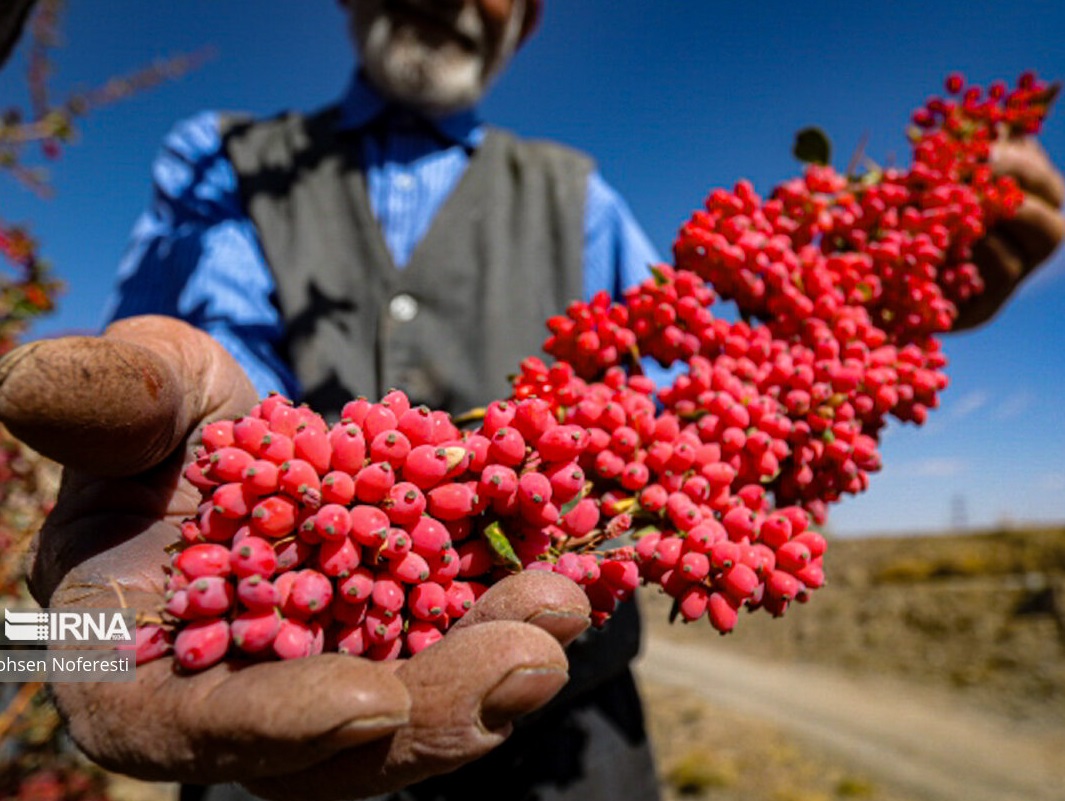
329 713 410 749
525 609 590 648
479 666 568 732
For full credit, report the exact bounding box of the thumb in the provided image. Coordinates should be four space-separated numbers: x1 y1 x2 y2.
0 315 255 476
58 653 412 785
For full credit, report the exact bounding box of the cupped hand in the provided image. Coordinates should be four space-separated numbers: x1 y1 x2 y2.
0 315 590 799
957 135 1065 329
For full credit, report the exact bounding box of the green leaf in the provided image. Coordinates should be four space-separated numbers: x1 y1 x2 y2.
483 521 523 572
793 127 832 166
558 482 591 518
633 524 661 540
858 167 884 187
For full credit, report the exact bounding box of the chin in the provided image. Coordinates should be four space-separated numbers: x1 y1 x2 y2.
361 20 489 116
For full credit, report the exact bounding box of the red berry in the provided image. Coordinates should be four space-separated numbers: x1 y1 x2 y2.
349 505 390 547
279 459 321 502
237 574 280 611
231 610 281 654
488 426 526 466
427 482 477 521
175 544 232 579
337 623 369 656
408 582 447 621
294 426 332 475
707 592 739 633
206 447 255 483
329 424 367 474
230 537 278 579
202 420 235 451
371 429 413 469
131 624 171 666
409 516 452 555
250 496 299 538
405 621 444 654
320 470 356 505
317 536 362 578
338 567 375 604
390 551 432 584
242 460 281 496
365 606 403 645
186 576 235 618
284 570 334 618
273 618 319 660
175 619 230 671
678 585 709 622
385 481 426 526
354 461 395 503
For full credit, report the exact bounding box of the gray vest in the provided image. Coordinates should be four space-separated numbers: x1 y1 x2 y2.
222 106 588 418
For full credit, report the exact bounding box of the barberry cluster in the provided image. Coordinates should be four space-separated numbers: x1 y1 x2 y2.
136 73 1052 671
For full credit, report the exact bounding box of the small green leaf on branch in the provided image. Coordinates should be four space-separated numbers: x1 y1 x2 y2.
558 482 592 518
793 126 832 166
484 520 523 572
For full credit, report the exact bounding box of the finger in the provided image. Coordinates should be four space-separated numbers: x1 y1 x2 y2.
244 621 569 801
398 620 568 740
452 569 591 647
0 335 186 475
53 653 411 786
957 233 1025 330
104 315 258 428
991 138 1065 208
993 193 1065 269
957 194 1065 331
0 315 255 476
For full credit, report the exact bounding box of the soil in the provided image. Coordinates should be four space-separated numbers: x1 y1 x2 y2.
635 525 1065 801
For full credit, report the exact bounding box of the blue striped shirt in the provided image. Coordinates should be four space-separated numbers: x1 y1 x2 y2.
107 73 663 398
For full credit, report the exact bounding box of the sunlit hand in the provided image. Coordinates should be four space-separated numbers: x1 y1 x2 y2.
0 315 590 800
957 135 1065 329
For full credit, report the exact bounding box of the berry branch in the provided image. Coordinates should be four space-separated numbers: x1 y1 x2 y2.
126 74 1055 669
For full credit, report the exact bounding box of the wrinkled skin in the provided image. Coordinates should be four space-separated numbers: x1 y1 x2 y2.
0 316 590 800
958 135 1065 329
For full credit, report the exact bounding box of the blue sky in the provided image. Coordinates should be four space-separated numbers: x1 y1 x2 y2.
2 1 1064 537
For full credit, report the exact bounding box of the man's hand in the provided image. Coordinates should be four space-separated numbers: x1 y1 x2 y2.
957 135 1065 329
0 315 590 799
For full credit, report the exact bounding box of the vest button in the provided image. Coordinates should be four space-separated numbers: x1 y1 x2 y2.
389 293 419 322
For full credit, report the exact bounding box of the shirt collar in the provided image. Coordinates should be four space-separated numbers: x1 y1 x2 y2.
336 70 485 151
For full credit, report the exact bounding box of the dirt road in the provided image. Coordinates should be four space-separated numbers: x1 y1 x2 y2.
635 633 1065 801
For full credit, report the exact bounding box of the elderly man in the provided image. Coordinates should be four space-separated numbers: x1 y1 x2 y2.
9 2 666 800
1 1 1061 801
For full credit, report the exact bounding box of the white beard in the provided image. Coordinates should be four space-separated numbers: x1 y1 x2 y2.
357 0 525 117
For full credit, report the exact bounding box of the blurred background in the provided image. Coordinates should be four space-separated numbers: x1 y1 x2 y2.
3 0 1063 537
